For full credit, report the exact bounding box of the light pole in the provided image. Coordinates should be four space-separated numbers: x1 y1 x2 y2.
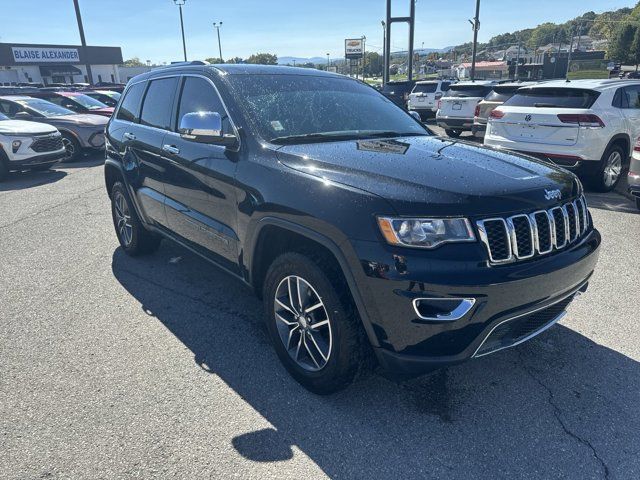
326 53 330 70
381 21 386 84
173 0 187 62
72 0 93 84
213 22 223 62
469 0 480 81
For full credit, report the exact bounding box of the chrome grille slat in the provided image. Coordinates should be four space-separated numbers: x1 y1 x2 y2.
477 195 589 265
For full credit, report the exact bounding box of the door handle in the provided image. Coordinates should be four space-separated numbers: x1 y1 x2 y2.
123 132 136 141
162 144 180 155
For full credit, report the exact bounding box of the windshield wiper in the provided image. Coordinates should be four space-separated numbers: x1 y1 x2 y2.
271 130 427 145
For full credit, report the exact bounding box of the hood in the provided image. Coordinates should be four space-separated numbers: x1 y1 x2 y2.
87 107 114 117
0 119 57 135
275 135 579 217
46 114 109 127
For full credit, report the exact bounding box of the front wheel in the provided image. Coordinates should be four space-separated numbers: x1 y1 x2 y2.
636 197 640 211
61 133 82 162
590 145 625 192
445 129 462 138
110 181 161 256
263 253 369 394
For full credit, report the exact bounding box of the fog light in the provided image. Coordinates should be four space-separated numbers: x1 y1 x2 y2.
413 297 476 322
12 140 22 153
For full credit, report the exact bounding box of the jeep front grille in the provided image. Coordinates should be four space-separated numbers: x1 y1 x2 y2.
476 195 589 265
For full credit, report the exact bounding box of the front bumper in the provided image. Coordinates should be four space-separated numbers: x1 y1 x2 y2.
436 115 474 131
347 228 601 376
6 150 66 170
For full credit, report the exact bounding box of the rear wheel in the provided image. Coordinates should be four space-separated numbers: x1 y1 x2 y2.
263 252 369 394
0 158 8 182
445 129 462 138
110 181 161 256
590 145 625 192
61 133 82 162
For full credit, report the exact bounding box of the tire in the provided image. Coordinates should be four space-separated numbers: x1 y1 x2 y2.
590 144 625 192
263 252 370 394
445 129 462 138
0 157 8 182
110 181 161 256
61 132 82 162
636 197 640 212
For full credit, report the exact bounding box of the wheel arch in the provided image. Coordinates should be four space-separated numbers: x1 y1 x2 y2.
605 133 631 162
247 217 380 348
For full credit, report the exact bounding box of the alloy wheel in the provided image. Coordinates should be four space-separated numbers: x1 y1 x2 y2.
603 150 622 188
114 191 133 246
274 275 332 371
62 137 75 160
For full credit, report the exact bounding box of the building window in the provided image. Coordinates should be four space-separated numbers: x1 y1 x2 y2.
111 74 115 82
84 75 89 83
98 74 103 82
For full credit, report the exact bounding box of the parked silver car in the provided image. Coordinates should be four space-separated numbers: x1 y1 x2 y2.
629 136 640 211
0 96 108 161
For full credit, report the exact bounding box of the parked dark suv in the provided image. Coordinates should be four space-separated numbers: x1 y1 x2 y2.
104 63 600 394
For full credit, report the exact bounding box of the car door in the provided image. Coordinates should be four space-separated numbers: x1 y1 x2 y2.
160 75 240 272
114 78 178 228
620 85 640 150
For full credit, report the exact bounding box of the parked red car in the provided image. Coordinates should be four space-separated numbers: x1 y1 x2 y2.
28 91 114 117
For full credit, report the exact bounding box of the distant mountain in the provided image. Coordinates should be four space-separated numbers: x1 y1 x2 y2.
278 56 328 65
278 47 454 65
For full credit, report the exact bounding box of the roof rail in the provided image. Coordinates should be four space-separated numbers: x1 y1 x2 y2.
167 60 210 66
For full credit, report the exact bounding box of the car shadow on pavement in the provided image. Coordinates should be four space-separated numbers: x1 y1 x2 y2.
0 169 66 192
585 190 638 214
111 244 640 478
58 154 105 169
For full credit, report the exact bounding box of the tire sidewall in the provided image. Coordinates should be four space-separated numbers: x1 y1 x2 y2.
263 253 357 393
111 182 142 253
593 145 625 192
61 133 81 162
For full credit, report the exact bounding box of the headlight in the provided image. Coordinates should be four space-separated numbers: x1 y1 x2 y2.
377 217 476 249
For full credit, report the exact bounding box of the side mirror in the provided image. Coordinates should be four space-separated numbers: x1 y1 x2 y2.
409 111 422 122
178 111 236 146
14 111 32 120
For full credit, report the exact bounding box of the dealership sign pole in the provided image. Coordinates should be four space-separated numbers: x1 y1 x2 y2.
345 38 364 79
72 0 94 84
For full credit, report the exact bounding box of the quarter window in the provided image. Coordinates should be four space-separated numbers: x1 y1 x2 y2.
176 77 229 132
623 86 640 109
140 77 179 130
116 82 146 122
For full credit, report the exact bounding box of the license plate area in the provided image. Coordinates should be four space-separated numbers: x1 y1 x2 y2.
452 102 462 110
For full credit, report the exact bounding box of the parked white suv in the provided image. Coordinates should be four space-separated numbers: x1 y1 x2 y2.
0 112 65 181
407 80 452 120
484 79 638 192
436 80 497 138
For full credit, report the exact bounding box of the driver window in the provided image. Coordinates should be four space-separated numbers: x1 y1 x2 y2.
176 77 230 132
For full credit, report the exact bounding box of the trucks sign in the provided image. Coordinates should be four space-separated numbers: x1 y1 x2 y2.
11 47 80 63
345 38 364 59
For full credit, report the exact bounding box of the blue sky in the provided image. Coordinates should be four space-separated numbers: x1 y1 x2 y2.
0 0 635 62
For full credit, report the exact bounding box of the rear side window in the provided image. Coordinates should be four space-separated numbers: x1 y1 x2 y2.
116 82 146 122
623 85 640 109
504 88 600 109
441 82 451 91
140 77 179 129
412 83 437 94
484 87 520 103
381 82 411 94
446 85 492 98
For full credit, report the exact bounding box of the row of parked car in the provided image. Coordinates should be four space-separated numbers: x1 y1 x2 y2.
382 77 640 206
0 87 122 181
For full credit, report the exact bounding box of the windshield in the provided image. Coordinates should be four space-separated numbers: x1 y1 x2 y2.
18 99 75 117
484 87 521 102
504 88 600 109
412 83 438 94
446 85 492 98
0 112 8 120
229 75 428 143
66 94 109 110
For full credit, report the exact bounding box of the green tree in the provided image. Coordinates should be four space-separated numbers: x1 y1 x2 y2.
121 57 145 67
363 51 383 76
204 57 223 64
246 53 278 65
227 56 244 64
631 26 640 70
609 24 637 64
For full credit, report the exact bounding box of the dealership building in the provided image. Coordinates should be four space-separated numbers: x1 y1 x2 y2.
0 43 123 85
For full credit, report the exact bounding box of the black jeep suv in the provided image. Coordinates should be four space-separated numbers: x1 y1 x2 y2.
104 63 600 394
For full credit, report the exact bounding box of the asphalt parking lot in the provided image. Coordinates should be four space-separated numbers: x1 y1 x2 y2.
1 151 639 479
